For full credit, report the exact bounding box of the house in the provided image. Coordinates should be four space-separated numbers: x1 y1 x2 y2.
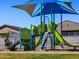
0 25 20 33
57 20 79 49
0 25 20 50
0 24 31 51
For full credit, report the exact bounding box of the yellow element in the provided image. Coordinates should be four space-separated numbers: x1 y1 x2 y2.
35 36 40 47
36 22 46 35
55 30 64 44
31 25 36 35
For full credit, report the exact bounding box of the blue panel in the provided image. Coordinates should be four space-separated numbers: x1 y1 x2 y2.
33 3 76 16
57 2 73 11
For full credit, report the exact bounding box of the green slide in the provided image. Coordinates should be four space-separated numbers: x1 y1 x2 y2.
55 30 73 47
48 22 73 47
35 30 73 48
55 30 64 45
47 22 64 45
31 22 73 48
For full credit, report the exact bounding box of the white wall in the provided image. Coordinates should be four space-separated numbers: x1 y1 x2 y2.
63 36 79 46
0 36 6 50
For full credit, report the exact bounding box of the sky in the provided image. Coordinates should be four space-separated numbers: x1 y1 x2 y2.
0 0 79 28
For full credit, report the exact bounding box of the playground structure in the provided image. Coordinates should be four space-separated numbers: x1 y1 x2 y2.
11 0 79 51
30 22 65 50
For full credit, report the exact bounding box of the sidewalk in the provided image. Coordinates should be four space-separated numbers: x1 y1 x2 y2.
0 51 79 54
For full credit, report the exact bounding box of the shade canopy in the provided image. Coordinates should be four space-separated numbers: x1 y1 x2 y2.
26 0 73 10
32 3 77 16
27 0 74 11
14 2 77 17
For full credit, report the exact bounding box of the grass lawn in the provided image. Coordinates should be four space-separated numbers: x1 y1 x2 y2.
0 53 79 59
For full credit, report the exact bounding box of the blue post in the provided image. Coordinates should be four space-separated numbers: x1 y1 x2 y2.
61 13 63 35
40 3 43 49
60 13 63 47
20 28 22 50
51 6 55 50
51 10 53 50
52 5 55 50
43 3 45 23
51 11 53 33
30 24 32 50
53 13 55 50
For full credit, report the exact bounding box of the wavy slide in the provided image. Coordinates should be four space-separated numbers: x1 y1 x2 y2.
35 29 73 48
55 30 73 47
55 30 64 45
31 23 73 49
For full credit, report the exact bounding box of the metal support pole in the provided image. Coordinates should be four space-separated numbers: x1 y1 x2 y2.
51 11 53 50
60 13 63 48
43 2 46 23
30 24 32 50
43 14 45 23
43 4 45 23
20 28 22 50
51 12 53 33
53 13 55 50
40 4 43 49
43 3 46 33
61 14 63 35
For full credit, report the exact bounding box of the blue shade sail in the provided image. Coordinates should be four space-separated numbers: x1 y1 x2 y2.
33 3 77 16
14 0 77 17
14 2 77 17
26 0 73 11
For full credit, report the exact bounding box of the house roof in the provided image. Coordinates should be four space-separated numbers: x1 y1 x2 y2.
58 20 79 31
0 25 20 31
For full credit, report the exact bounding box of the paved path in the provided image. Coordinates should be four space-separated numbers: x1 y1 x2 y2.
0 51 79 54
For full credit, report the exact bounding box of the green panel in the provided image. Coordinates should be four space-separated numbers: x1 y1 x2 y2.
21 28 30 40
31 25 37 35
47 22 57 32
36 22 46 35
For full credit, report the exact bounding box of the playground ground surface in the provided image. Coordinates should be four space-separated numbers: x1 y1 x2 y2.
0 51 79 59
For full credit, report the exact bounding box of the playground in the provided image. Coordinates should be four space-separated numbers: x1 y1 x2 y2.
0 0 79 59
12 0 78 51
1 0 79 59
1 0 79 51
